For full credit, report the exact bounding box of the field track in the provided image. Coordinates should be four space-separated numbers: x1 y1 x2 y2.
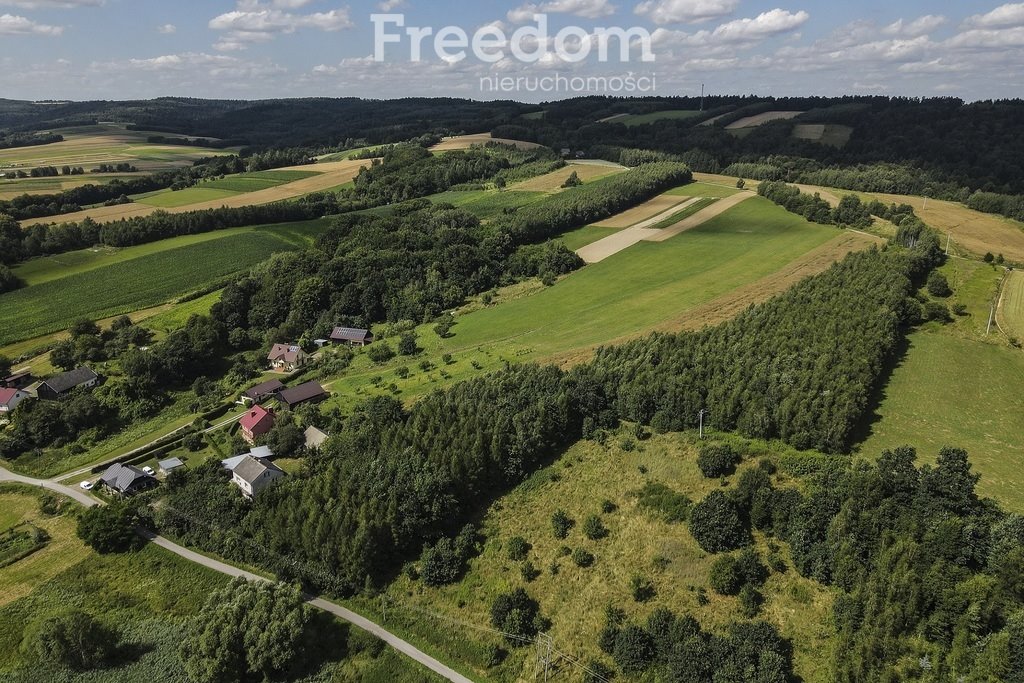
578 193 754 262
557 230 883 365
20 158 370 227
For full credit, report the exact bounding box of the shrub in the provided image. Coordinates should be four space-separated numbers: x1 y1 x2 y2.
583 515 609 540
507 535 531 561
583 659 615 683
612 625 655 673
562 171 583 188
923 301 952 322
697 444 741 478
739 584 764 617
23 610 119 670
490 589 541 644
367 342 396 363
572 548 595 568
398 332 419 356
635 482 691 523
689 490 749 553
709 555 743 595
630 575 656 602
521 561 540 582
926 271 952 297
601 499 618 514
76 502 142 554
736 548 769 586
552 509 574 539
419 525 476 586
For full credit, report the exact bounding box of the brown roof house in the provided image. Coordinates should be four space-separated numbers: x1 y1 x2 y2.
267 344 308 372
37 366 100 401
240 405 276 445
276 381 328 409
241 379 285 404
330 327 374 347
231 456 285 498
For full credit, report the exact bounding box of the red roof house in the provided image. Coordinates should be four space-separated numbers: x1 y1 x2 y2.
240 405 276 445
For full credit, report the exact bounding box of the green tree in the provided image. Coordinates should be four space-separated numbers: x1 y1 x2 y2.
265 416 305 458
689 490 749 553
76 503 141 554
613 625 655 673
697 444 741 478
0 264 22 294
397 332 418 356
490 588 541 644
562 171 583 188
709 555 743 595
179 578 314 683
50 340 78 372
23 610 119 671
507 535 530 561
0 354 11 379
926 271 952 297
367 342 396 364
583 515 608 540
552 509 574 539
69 318 100 338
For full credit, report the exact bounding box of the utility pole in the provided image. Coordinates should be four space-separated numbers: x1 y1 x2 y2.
945 233 951 256
700 83 705 112
698 409 708 439
537 633 554 681
987 304 995 335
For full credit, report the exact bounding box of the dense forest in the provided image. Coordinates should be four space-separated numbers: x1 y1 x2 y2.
0 131 63 149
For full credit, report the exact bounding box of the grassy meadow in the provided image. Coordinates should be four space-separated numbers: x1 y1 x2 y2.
361 432 835 682
135 169 319 208
999 269 1024 340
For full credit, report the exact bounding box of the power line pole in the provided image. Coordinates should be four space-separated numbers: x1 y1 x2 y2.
700 83 705 112
945 233 951 256
537 633 554 681
698 408 708 439
987 303 995 335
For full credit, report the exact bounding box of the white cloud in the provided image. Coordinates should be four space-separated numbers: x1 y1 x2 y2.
96 52 287 81
508 0 616 23
705 9 809 42
0 0 99 7
946 26 1024 49
634 0 739 25
210 1 354 51
883 15 946 38
377 0 406 10
0 13 61 35
157 23 176 34
962 3 1024 29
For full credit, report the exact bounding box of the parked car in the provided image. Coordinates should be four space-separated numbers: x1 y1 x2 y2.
142 466 155 476
79 481 94 490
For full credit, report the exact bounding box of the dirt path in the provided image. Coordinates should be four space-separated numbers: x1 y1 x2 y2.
576 226 662 263
21 158 371 228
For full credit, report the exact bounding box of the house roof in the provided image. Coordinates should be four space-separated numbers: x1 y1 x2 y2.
267 344 305 363
233 456 284 485
277 381 327 407
221 455 249 471
242 379 285 400
222 446 274 471
330 327 373 342
3 369 32 384
304 426 329 449
42 366 98 394
158 457 185 471
100 463 153 493
0 388 23 406
249 445 274 459
240 405 274 432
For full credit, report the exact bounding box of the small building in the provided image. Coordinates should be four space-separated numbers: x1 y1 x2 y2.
222 445 274 472
158 457 186 475
37 366 100 401
2 369 34 390
330 327 374 347
304 426 329 450
240 405 275 445
313 339 330 349
267 344 307 372
0 387 29 415
100 463 157 496
277 381 328 409
231 456 285 498
241 379 285 405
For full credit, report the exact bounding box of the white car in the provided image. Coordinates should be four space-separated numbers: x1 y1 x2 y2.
79 481 94 490
142 466 155 476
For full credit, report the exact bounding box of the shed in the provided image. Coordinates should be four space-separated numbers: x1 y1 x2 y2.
158 457 186 474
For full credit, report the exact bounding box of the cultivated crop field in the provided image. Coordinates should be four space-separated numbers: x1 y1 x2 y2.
135 169 319 207
0 232 304 344
615 110 703 126
510 162 625 191
593 192 695 229
428 188 547 220
725 111 805 130
367 434 835 682
999 270 1024 340
0 173 139 200
429 133 543 152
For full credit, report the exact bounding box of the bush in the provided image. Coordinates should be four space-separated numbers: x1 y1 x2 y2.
612 625 655 673
583 515 609 540
419 524 477 586
572 548 595 568
23 610 119 670
926 271 952 297
398 332 418 356
367 342 396 363
709 555 743 595
736 547 769 586
697 444 741 478
688 490 749 553
739 584 764 617
630 575 656 602
521 561 540 582
635 482 691 523
490 589 541 644
507 535 531 561
552 509 574 539
76 502 141 554
923 300 952 322
601 499 618 514
583 659 615 683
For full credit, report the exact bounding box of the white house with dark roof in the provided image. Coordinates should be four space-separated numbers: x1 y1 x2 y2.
267 344 307 372
231 456 285 498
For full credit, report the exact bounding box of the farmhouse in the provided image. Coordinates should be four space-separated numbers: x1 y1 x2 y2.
231 456 285 498
276 381 328 409
36 366 100 401
99 463 157 496
222 445 274 472
240 405 275 445
241 379 285 404
267 344 307 371
0 388 29 415
330 327 374 347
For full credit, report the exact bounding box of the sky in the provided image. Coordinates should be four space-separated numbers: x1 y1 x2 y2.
0 0 1021 103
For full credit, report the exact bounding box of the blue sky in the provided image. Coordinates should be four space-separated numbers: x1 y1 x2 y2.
0 0 1021 102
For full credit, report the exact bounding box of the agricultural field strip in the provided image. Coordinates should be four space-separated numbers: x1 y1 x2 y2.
19 158 371 227
593 192 697 229
725 111 805 129
429 133 543 152
997 269 1024 339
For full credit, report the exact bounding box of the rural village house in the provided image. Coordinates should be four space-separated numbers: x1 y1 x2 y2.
240 405 275 445
99 463 157 496
329 327 374 347
231 456 285 498
241 379 285 404
222 445 273 472
36 366 100 401
267 344 307 371
0 388 29 416
276 381 328 409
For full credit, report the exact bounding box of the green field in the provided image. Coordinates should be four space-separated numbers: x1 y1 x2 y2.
791 124 854 148
609 110 703 127
134 169 318 207
364 432 834 682
0 486 440 682
1001 270 1024 340
134 186 238 207
429 189 547 220
320 198 838 411
557 225 620 251
0 225 325 345
669 182 742 199
648 197 719 229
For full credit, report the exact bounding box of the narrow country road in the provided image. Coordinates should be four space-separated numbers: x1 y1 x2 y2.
0 464 474 683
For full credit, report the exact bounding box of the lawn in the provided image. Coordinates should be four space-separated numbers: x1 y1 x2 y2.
0 231 303 345
365 432 835 682
319 199 838 412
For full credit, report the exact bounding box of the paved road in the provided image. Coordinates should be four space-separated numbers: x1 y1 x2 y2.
0 464 474 683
